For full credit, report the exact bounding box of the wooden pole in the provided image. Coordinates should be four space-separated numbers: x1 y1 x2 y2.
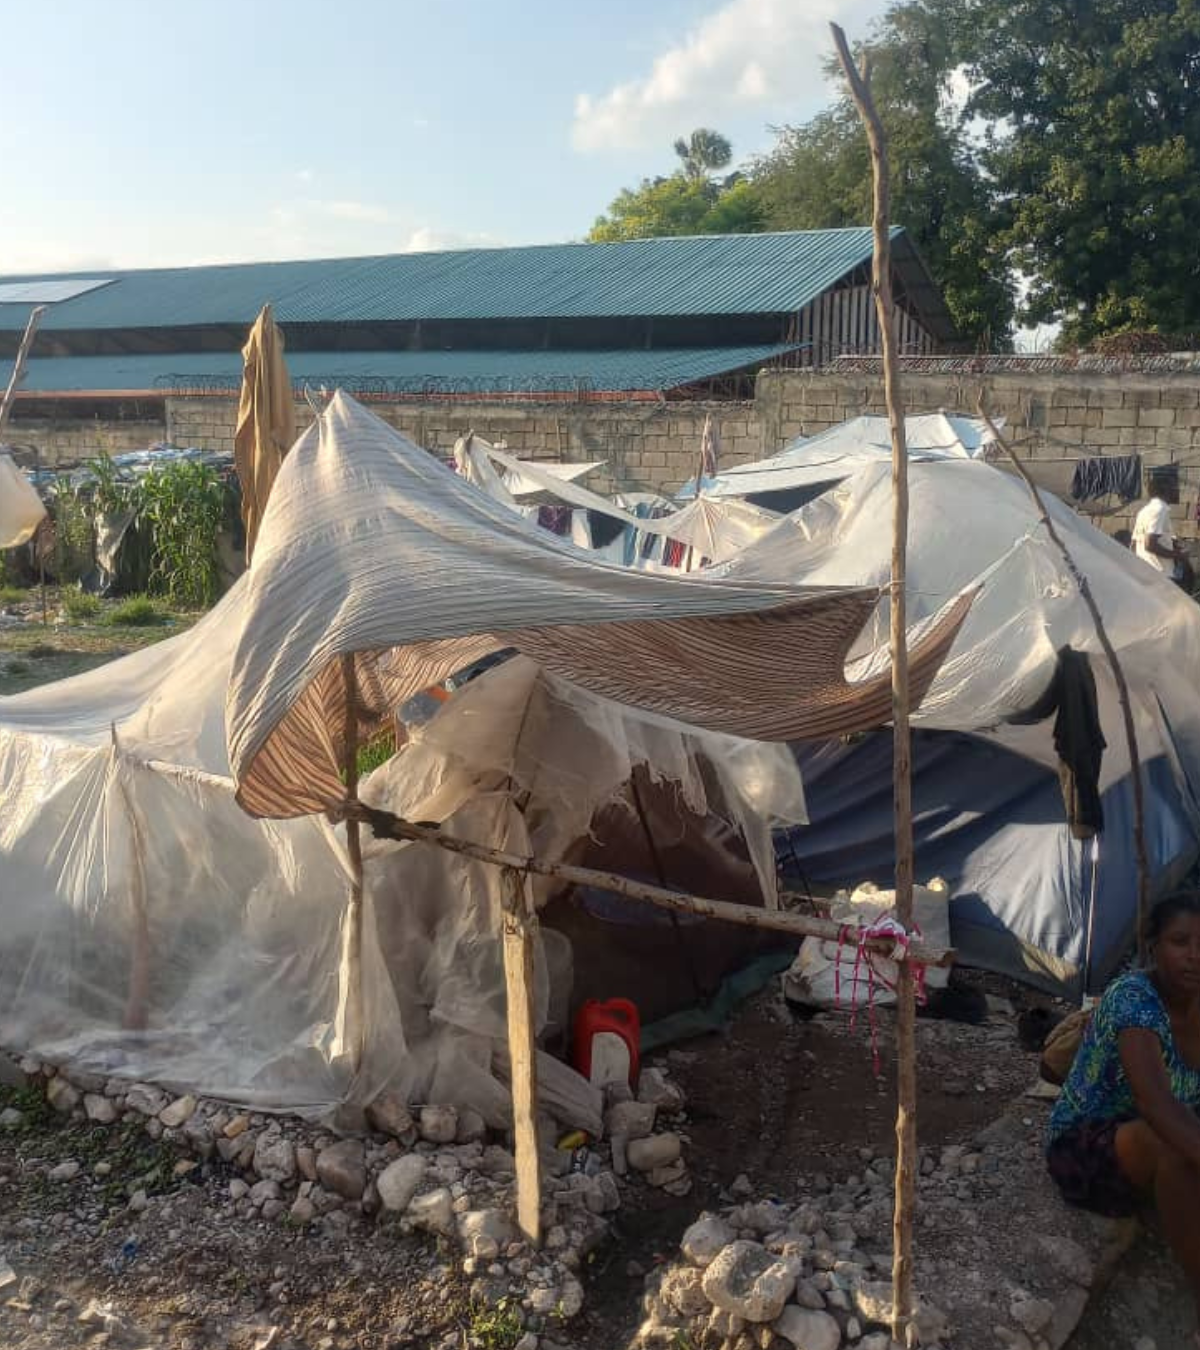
111 730 151 1032
977 404 1152 966
341 654 365 1073
830 24 918 1347
501 865 543 1247
0 306 45 439
343 801 955 969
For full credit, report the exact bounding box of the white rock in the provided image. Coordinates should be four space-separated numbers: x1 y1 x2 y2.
229 1178 250 1200
514 1334 538 1350
366 1092 415 1138
81 1093 117 1124
458 1208 516 1256
377 1155 427 1212
158 1094 197 1128
730 1172 754 1197
123 1083 168 1116
701 1241 797 1323
254 1133 297 1183
408 1187 456 1236
627 1133 681 1172
250 1179 282 1206
1009 1297 1054 1337
604 1100 656 1140
772 1306 841 1350
48 1160 80 1182
288 1196 316 1225
316 1139 366 1200
682 1214 736 1266
128 1189 148 1211
0 1107 23 1128
419 1104 459 1143
558 1274 584 1319
660 1266 709 1317
46 1077 80 1113
637 1067 685 1113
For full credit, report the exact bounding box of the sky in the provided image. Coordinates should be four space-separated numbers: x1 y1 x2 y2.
0 0 889 275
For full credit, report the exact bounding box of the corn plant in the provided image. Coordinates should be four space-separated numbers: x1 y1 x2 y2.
50 476 95 584
133 462 224 607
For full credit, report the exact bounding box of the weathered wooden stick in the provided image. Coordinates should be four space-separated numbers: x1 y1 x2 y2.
501 865 543 1247
830 23 919 1347
978 402 1152 964
111 732 151 1032
341 655 365 1074
0 306 45 439
343 801 954 968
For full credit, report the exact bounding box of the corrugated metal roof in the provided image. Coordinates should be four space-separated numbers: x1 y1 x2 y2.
0 229 897 331
15 344 802 396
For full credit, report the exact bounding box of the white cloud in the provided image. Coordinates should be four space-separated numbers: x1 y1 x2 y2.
572 0 880 152
399 226 504 253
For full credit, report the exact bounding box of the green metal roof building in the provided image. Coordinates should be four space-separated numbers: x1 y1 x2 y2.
0 229 954 403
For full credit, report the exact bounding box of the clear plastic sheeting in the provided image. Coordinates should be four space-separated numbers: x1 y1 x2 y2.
0 583 805 1122
0 451 46 547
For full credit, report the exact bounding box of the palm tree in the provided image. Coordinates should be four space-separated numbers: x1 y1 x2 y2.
672 128 733 180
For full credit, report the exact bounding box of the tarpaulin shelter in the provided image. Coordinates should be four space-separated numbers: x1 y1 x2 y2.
0 393 967 1121
683 413 998 510
713 457 1200 993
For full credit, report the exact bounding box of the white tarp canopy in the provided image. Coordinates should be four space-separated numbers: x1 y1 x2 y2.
0 573 810 1119
685 413 999 500
0 451 46 548
227 394 970 819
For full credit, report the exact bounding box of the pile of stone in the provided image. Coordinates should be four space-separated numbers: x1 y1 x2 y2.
633 1179 947 1350
3 1050 690 1332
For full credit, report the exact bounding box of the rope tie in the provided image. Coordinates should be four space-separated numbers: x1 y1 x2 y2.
835 915 928 1076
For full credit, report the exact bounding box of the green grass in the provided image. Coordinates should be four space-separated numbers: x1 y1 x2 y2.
106 594 165 627
60 589 104 623
467 1297 524 1350
0 584 28 607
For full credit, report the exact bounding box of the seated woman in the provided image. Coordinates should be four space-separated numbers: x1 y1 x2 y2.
1046 893 1200 1339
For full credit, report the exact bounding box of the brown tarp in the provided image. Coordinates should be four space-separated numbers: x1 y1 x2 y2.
234 304 296 562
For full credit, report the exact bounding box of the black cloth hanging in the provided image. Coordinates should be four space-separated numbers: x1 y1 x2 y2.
1069 455 1142 503
1011 646 1107 839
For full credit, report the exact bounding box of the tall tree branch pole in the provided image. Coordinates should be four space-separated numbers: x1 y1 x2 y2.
0 306 46 439
830 24 919 1347
977 403 1151 965
341 656 366 1073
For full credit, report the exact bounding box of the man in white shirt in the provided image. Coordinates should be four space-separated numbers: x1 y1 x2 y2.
1131 468 1185 581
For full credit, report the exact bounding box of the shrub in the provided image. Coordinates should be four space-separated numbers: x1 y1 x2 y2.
107 595 164 627
61 589 103 623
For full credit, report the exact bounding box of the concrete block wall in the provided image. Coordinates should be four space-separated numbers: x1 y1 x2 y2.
758 369 1200 540
4 417 168 469
164 396 763 496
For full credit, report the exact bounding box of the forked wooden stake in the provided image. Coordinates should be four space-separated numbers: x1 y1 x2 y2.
831 23 919 1347
501 866 543 1247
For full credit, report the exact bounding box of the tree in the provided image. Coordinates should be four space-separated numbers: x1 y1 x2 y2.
959 0 1200 345
588 130 765 242
673 128 733 179
749 2 1015 347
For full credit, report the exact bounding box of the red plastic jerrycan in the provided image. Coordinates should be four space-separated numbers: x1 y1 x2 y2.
573 998 641 1089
